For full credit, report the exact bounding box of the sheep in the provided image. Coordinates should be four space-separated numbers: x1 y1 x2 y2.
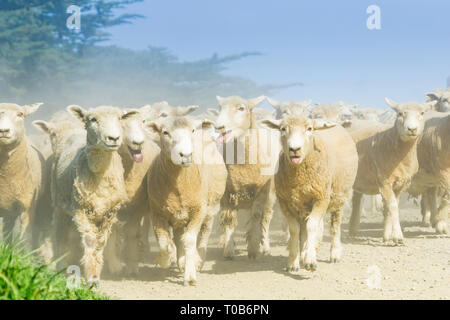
145 116 227 285
348 98 436 244
214 95 279 259
408 112 449 234
260 115 358 271
425 88 450 112
310 103 354 127
266 98 312 119
48 105 135 285
0 102 47 249
103 108 161 276
140 101 199 121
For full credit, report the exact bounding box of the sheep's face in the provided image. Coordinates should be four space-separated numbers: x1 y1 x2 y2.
426 90 450 112
267 98 311 119
140 102 198 121
146 117 212 167
215 95 265 144
0 103 42 148
260 116 336 165
121 110 146 163
68 105 130 151
310 104 353 127
385 98 436 142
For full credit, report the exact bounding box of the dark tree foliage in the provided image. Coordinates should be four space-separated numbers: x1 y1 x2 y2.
0 1 298 119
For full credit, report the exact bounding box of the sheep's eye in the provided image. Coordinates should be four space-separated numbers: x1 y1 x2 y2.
307 127 313 132
192 128 195 133
160 112 168 118
162 130 169 136
90 117 97 123
17 112 24 117
420 111 425 116
280 127 286 132
237 105 245 111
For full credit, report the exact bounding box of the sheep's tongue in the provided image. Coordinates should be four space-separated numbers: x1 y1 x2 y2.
217 132 229 144
129 148 143 163
290 156 301 164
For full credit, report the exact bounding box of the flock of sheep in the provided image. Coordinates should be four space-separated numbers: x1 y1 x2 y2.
0 87 448 287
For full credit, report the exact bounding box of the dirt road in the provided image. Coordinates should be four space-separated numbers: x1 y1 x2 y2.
100 201 449 300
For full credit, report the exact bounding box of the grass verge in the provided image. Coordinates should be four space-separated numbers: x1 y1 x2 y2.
0 239 109 300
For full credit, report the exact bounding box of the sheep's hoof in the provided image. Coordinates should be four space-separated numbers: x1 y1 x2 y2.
286 266 299 273
330 257 340 263
435 221 449 235
304 263 317 271
184 279 197 286
247 252 257 260
392 237 404 246
87 278 100 288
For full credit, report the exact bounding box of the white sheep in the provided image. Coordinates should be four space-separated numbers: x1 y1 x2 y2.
0 103 48 249
146 116 227 285
260 115 358 271
408 111 449 234
214 95 279 260
348 98 436 244
48 105 135 285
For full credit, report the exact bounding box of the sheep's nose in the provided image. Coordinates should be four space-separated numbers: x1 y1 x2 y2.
216 125 225 132
0 128 10 134
407 127 418 135
107 135 120 143
289 147 301 153
132 140 144 146
179 151 192 158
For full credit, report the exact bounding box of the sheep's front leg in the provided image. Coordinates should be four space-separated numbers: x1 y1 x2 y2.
104 223 122 275
429 188 449 235
2 214 17 244
286 215 300 272
330 209 343 263
174 227 186 271
247 181 275 259
219 207 238 259
197 205 218 270
75 213 111 286
123 213 144 275
19 209 34 248
420 191 431 227
380 187 403 244
151 213 175 268
349 191 363 237
182 219 203 286
301 200 328 271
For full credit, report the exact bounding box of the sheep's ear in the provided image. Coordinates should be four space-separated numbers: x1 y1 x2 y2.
425 92 441 101
145 121 161 134
23 103 43 117
206 108 219 117
312 119 336 130
122 109 140 120
33 120 52 135
260 119 282 130
423 100 437 112
199 119 216 130
266 97 280 109
248 96 266 108
67 105 87 122
384 98 401 113
176 105 198 116
216 96 224 104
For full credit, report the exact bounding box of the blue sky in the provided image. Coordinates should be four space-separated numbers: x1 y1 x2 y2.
106 0 450 109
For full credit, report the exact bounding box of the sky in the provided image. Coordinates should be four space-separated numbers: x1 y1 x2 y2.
106 0 450 109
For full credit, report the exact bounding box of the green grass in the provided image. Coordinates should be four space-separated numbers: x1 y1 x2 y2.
0 239 109 300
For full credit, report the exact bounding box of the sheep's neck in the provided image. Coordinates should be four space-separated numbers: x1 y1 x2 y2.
86 146 115 174
118 145 135 175
159 153 199 180
0 137 28 173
